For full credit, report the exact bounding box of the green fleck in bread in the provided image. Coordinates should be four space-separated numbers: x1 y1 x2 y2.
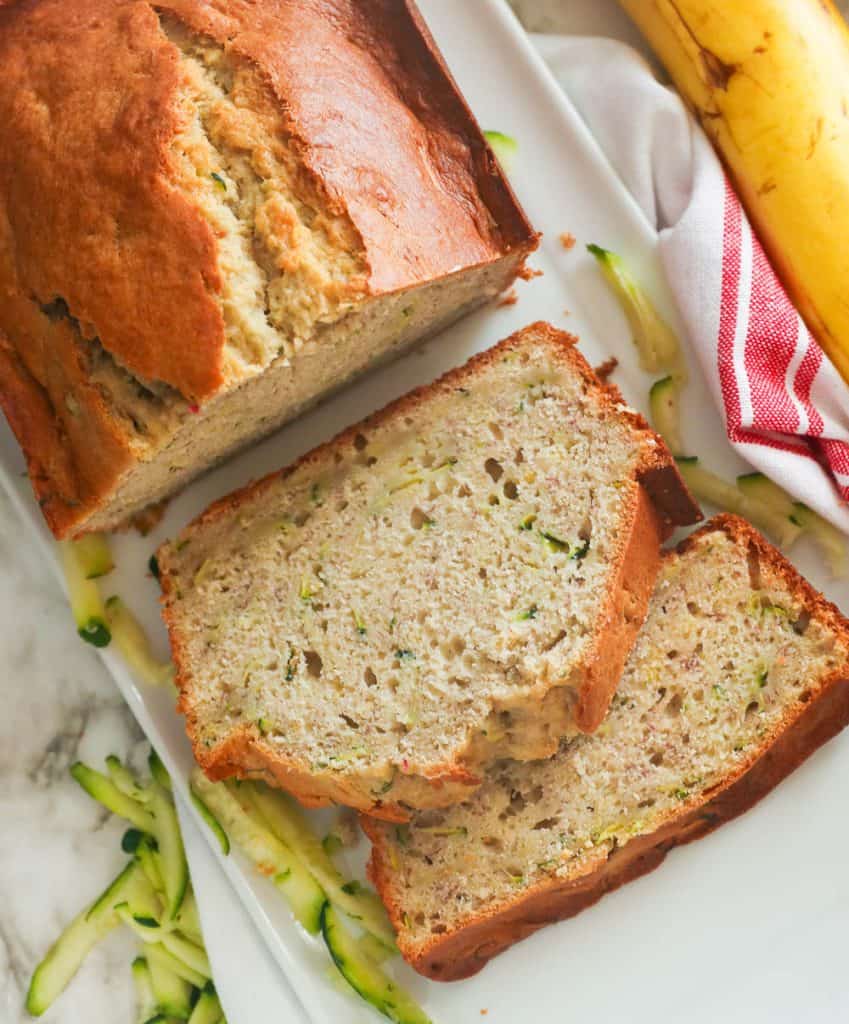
363 515 849 979
158 322 698 817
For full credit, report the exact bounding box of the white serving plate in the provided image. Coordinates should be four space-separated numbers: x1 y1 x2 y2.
4 2 848 1022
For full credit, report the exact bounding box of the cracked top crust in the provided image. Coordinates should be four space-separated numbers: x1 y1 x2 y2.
0 0 535 534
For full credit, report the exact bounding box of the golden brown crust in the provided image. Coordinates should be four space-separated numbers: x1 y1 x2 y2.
363 515 849 981
0 0 537 538
160 321 698 815
583 357 700 532
0 0 225 400
189 724 480 825
158 0 537 288
0 322 137 536
573 484 665 732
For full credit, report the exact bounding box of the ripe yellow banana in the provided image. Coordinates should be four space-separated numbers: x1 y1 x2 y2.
618 0 849 386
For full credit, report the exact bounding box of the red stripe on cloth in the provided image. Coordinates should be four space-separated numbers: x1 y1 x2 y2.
793 339 825 437
819 437 849 477
729 427 815 460
717 178 743 431
817 439 849 500
744 239 800 433
712 179 849 507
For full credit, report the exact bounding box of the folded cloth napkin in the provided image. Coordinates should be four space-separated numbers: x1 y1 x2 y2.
182 29 849 1024
536 34 849 533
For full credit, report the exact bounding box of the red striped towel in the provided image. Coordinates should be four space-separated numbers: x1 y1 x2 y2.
537 35 849 532
718 180 849 502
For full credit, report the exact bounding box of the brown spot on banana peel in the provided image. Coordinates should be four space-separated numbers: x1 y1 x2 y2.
668 0 738 91
752 31 773 56
807 117 824 159
700 48 738 91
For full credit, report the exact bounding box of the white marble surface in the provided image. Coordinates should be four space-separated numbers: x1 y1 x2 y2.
4 2 849 1022
0 483 146 1023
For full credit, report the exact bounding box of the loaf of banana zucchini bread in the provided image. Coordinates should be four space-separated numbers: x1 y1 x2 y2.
0 0 536 537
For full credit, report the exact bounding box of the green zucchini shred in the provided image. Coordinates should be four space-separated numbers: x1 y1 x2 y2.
104 596 174 686
245 782 397 949
26 862 144 1016
587 243 682 375
649 374 684 455
539 529 569 553
321 902 430 1024
190 784 231 856
59 538 112 648
323 833 344 856
484 129 518 172
571 537 590 560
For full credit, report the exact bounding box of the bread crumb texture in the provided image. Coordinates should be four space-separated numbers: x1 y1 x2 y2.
161 13 369 373
366 520 849 962
160 325 679 813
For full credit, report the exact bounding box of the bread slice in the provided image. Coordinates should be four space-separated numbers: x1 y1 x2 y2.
363 515 849 979
0 0 536 538
158 322 699 817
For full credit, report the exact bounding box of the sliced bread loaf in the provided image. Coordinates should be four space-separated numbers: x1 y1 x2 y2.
363 515 849 979
0 0 536 537
158 322 699 817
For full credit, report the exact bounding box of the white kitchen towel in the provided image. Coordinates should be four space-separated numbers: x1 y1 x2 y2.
536 33 849 534
184 30 849 1024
